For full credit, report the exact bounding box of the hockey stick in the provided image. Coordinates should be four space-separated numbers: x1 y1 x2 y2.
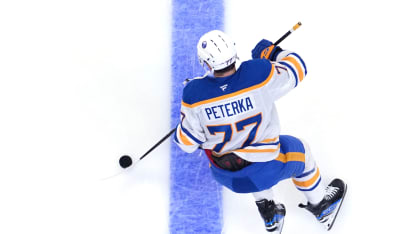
101 128 176 179
119 128 176 169
138 128 176 161
274 22 302 45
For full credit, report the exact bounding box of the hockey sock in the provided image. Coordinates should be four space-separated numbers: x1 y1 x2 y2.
292 165 325 205
252 188 275 201
294 139 326 205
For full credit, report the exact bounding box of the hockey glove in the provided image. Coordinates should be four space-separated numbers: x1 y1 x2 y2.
251 39 283 61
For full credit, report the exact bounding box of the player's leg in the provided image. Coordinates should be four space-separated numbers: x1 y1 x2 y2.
248 134 308 233
294 139 347 230
253 189 286 233
292 139 326 204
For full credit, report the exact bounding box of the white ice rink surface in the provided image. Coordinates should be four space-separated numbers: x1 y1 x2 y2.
1 0 416 233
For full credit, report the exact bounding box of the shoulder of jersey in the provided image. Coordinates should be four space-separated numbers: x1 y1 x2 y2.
239 59 272 77
182 59 273 106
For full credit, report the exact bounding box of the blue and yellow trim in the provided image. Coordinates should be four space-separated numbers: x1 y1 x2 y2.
279 52 307 87
182 63 275 108
292 166 322 191
275 151 305 163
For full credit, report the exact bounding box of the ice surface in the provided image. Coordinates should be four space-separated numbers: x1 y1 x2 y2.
0 0 415 234
0 1 172 233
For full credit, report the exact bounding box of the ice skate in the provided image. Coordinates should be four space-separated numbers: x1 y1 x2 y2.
256 199 286 233
299 178 347 230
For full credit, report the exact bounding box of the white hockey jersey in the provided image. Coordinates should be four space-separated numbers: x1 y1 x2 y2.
174 50 307 162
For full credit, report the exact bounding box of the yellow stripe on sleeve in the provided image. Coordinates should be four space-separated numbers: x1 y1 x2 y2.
179 128 194 146
281 56 304 82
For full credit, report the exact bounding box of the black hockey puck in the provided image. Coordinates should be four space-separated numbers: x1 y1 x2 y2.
119 155 133 168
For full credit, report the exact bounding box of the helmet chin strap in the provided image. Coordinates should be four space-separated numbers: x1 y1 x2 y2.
183 69 211 85
205 62 213 72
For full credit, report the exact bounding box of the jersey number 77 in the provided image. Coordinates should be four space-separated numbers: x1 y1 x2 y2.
207 113 262 153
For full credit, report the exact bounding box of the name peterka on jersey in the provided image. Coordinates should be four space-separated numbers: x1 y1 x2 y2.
204 96 255 120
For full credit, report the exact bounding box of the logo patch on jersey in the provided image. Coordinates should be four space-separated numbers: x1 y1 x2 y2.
220 84 228 91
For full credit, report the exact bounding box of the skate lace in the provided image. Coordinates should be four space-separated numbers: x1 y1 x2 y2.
324 186 339 200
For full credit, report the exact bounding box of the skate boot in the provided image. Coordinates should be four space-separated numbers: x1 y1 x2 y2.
255 199 286 233
299 178 347 230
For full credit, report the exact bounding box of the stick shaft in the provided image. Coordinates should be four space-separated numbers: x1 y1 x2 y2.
139 128 176 160
273 22 302 46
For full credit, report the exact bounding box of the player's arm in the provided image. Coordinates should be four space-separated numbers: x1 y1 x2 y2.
252 39 307 99
273 49 307 88
173 105 206 153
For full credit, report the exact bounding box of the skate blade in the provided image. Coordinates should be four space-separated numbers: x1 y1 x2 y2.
268 219 284 234
322 183 348 231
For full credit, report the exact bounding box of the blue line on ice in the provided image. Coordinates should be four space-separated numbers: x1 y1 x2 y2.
170 0 224 233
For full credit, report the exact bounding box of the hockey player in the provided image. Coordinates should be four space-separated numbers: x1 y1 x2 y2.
174 30 347 233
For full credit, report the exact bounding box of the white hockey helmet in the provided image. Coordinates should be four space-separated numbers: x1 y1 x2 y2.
197 30 237 71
